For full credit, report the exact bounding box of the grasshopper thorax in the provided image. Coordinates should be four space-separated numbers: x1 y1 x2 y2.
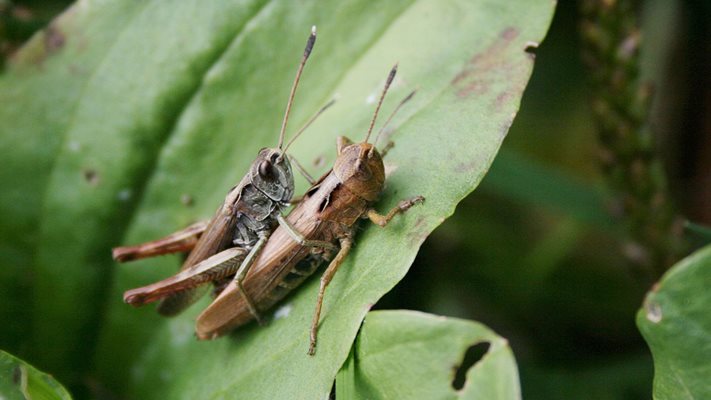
249 148 294 203
333 137 385 202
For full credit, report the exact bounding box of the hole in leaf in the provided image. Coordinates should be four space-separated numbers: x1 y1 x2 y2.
452 341 490 390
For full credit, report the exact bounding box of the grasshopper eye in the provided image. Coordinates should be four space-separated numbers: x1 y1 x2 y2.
258 160 274 179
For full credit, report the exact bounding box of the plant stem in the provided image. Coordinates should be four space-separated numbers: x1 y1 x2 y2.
579 0 685 283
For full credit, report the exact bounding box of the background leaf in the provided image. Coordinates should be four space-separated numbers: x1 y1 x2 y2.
0 0 554 397
637 244 711 399
0 350 72 400
336 310 520 400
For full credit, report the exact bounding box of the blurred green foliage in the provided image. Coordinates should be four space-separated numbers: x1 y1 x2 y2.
1 0 710 399
377 1 711 399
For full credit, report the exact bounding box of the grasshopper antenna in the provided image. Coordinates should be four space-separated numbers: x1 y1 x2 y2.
363 63 398 144
372 89 416 148
283 98 336 154
278 26 317 150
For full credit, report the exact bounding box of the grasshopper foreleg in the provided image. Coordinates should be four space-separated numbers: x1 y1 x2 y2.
308 235 353 356
365 196 425 227
277 214 338 251
232 232 270 325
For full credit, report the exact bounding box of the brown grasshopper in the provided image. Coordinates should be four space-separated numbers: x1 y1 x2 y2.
112 27 330 318
195 65 424 355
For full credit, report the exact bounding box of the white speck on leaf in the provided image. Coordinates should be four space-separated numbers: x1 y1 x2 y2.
366 93 377 104
274 303 292 320
68 141 81 152
384 163 398 178
646 300 663 323
117 188 132 201
169 319 193 347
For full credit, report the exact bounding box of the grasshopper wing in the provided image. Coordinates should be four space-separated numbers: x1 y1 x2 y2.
124 247 247 307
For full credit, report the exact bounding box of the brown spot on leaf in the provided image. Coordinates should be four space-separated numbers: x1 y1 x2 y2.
455 160 478 173
312 155 326 168
495 92 512 112
181 194 194 207
12 365 22 385
44 24 65 53
82 168 100 186
412 215 426 231
456 80 490 98
501 27 519 41
408 215 442 247
451 26 530 102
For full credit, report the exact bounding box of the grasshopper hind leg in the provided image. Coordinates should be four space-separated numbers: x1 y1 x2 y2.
120 247 247 314
113 220 209 262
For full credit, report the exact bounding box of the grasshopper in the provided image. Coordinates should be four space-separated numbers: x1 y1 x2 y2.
112 27 330 318
195 65 424 355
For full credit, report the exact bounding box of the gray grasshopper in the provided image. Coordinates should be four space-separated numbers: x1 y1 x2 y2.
113 27 329 318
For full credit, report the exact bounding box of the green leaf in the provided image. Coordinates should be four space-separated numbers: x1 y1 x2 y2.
336 310 520 400
637 244 711 399
0 350 72 400
0 0 554 397
684 221 711 246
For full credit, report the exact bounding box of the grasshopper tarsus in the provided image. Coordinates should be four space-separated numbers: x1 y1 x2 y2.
401 195 425 210
365 195 425 227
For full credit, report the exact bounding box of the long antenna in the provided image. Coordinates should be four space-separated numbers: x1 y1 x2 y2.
278 26 317 150
363 63 398 144
372 89 416 147
283 98 336 154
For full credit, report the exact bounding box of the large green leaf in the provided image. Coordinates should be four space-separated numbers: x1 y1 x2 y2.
0 0 554 397
336 310 520 399
637 244 711 399
0 350 72 400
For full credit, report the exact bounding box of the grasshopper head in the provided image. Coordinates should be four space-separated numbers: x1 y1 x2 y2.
333 136 384 202
249 148 294 203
